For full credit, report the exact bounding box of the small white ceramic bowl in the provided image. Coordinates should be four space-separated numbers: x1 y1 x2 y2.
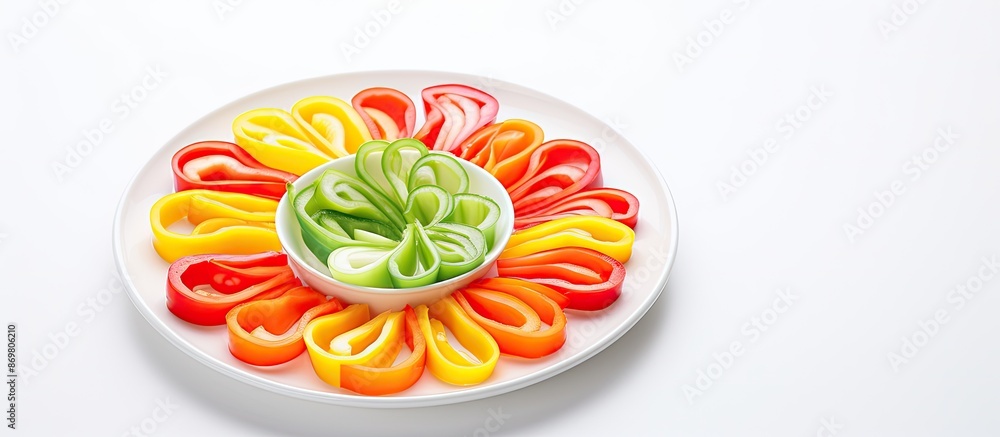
275 153 514 313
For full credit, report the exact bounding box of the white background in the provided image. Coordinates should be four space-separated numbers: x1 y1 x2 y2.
3 0 1000 436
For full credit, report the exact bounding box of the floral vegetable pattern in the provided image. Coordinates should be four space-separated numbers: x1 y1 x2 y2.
149 83 641 395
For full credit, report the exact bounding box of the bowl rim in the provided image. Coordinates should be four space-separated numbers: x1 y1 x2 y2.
275 152 516 296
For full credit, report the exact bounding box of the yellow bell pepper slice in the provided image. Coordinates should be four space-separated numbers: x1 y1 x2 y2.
291 96 373 158
149 190 281 262
232 108 333 176
303 305 427 395
330 310 404 364
416 296 499 386
500 216 635 263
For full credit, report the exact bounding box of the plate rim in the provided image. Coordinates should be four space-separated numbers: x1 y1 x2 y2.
111 69 680 408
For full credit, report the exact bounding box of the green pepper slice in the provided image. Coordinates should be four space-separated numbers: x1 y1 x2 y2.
447 193 501 250
289 184 397 262
309 169 406 231
404 185 454 228
382 139 429 204
327 246 396 288
426 223 486 280
388 224 441 288
408 153 470 195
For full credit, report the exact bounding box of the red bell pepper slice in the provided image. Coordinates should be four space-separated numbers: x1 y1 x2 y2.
454 278 568 358
414 84 499 153
166 251 301 325
457 119 545 188
496 247 625 311
506 140 603 216
351 87 416 141
227 286 343 366
171 141 298 200
513 188 639 230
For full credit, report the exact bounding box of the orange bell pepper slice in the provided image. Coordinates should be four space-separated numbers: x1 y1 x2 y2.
473 277 570 308
454 278 567 358
303 305 427 395
457 119 544 188
226 286 342 366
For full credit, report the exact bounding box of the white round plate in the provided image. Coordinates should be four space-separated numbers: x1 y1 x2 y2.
112 70 679 408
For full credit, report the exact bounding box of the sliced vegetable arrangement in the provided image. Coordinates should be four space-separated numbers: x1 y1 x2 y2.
147 82 644 396
291 139 500 288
